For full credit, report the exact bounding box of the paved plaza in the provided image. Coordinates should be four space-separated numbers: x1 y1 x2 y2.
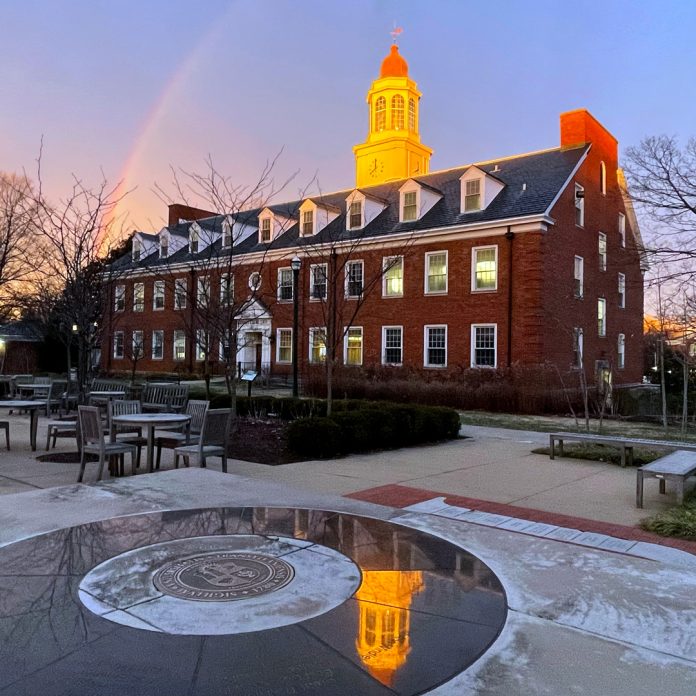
0 412 695 694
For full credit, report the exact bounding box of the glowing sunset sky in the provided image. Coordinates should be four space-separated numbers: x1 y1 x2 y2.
1 0 694 234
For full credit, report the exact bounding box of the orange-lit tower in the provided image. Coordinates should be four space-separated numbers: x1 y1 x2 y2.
353 43 433 187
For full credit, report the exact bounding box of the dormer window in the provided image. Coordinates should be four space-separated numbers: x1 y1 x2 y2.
464 179 482 212
402 192 417 221
349 201 362 230
189 225 199 254
132 239 141 262
222 217 232 248
260 217 271 243
160 235 169 259
302 211 314 236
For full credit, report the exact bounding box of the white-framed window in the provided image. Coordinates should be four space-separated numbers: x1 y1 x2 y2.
133 283 144 312
408 97 416 131
618 273 626 309
618 213 626 248
277 268 293 301
249 272 262 291
160 235 169 259
598 232 607 272
222 218 233 248
114 285 125 312
598 298 607 336
195 330 208 362
151 330 164 360
600 161 607 196
574 256 584 298
132 239 141 262
349 201 362 230
309 327 327 364
471 324 497 367
189 226 199 254
344 327 363 366
310 264 327 300
131 330 144 360
260 217 271 243
276 328 292 363
464 179 482 212
383 256 404 297
153 280 165 310
219 330 231 362
424 325 447 367
573 327 584 368
196 276 210 308
113 331 124 359
617 333 625 370
173 330 186 361
382 326 403 365
375 95 386 131
402 191 417 221
391 94 405 130
220 274 233 306
174 278 187 310
301 210 314 236
345 260 363 298
575 183 585 227
425 251 447 294
472 246 498 291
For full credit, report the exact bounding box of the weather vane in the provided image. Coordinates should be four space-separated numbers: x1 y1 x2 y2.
390 24 403 44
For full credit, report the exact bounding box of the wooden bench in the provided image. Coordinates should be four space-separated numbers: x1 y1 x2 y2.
636 450 696 508
549 432 696 468
141 384 189 413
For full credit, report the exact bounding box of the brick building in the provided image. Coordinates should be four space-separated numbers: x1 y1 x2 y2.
104 44 645 386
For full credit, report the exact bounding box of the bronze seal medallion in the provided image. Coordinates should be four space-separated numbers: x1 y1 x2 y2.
153 552 294 601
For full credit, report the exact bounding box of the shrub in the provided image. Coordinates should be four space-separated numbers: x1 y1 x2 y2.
286 417 343 459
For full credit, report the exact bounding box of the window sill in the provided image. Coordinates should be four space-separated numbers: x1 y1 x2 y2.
382 294 404 299
424 290 448 296
424 364 447 369
471 288 498 294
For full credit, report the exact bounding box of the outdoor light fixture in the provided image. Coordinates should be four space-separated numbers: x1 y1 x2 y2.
72 324 78 333
291 256 301 398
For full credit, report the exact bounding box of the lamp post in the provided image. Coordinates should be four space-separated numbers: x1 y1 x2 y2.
291 255 301 398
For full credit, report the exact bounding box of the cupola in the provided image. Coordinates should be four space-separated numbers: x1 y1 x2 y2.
380 45 409 78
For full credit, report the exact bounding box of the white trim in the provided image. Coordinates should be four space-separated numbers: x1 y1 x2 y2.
618 272 626 309
382 255 404 297
423 324 447 368
277 267 293 303
598 297 607 336
471 323 497 368
308 327 327 364
345 259 364 298
276 328 293 364
151 330 164 360
424 250 448 295
309 263 328 301
113 331 124 360
471 245 498 292
574 183 585 228
153 280 165 311
543 145 590 216
381 325 403 366
173 330 186 361
343 326 363 366
574 255 584 298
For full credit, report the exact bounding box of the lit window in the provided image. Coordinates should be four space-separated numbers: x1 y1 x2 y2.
309 328 326 363
383 256 403 297
425 252 447 294
402 191 417 221
618 213 626 248
598 298 606 336
617 333 625 369
152 330 164 360
173 330 186 361
133 283 144 312
391 94 404 130
346 260 363 297
425 326 447 367
131 331 144 360
375 96 386 131
132 239 141 262
302 210 314 236
277 268 293 301
598 232 607 271
473 246 497 291
113 332 124 359
408 98 416 131
220 274 233 306
114 285 125 312
195 330 208 362
382 326 403 365
196 277 210 307
349 201 362 229
260 217 271 242
310 264 327 300
174 278 187 310
472 324 497 367
345 327 363 366
153 281 165 310
575 184 585 227
600 161 607 195
189 227 199 254
573 328 584 368
574 256 584 298
618 273 626 309
277 329 292 363
464 179 482 212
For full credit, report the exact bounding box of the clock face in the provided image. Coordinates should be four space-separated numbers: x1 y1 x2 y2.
369 158 384 178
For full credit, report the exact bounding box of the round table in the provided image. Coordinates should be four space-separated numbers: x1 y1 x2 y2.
0 400 44 450
112 413 191 473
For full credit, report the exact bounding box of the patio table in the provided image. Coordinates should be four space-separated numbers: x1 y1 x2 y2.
0 400 43 450
89 391 126 406
112 413 190 474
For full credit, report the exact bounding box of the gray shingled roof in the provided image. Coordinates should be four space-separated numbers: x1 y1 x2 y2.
114 145 587 270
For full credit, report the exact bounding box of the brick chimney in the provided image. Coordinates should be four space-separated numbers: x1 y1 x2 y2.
167 203 218 227
560 109 618 168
